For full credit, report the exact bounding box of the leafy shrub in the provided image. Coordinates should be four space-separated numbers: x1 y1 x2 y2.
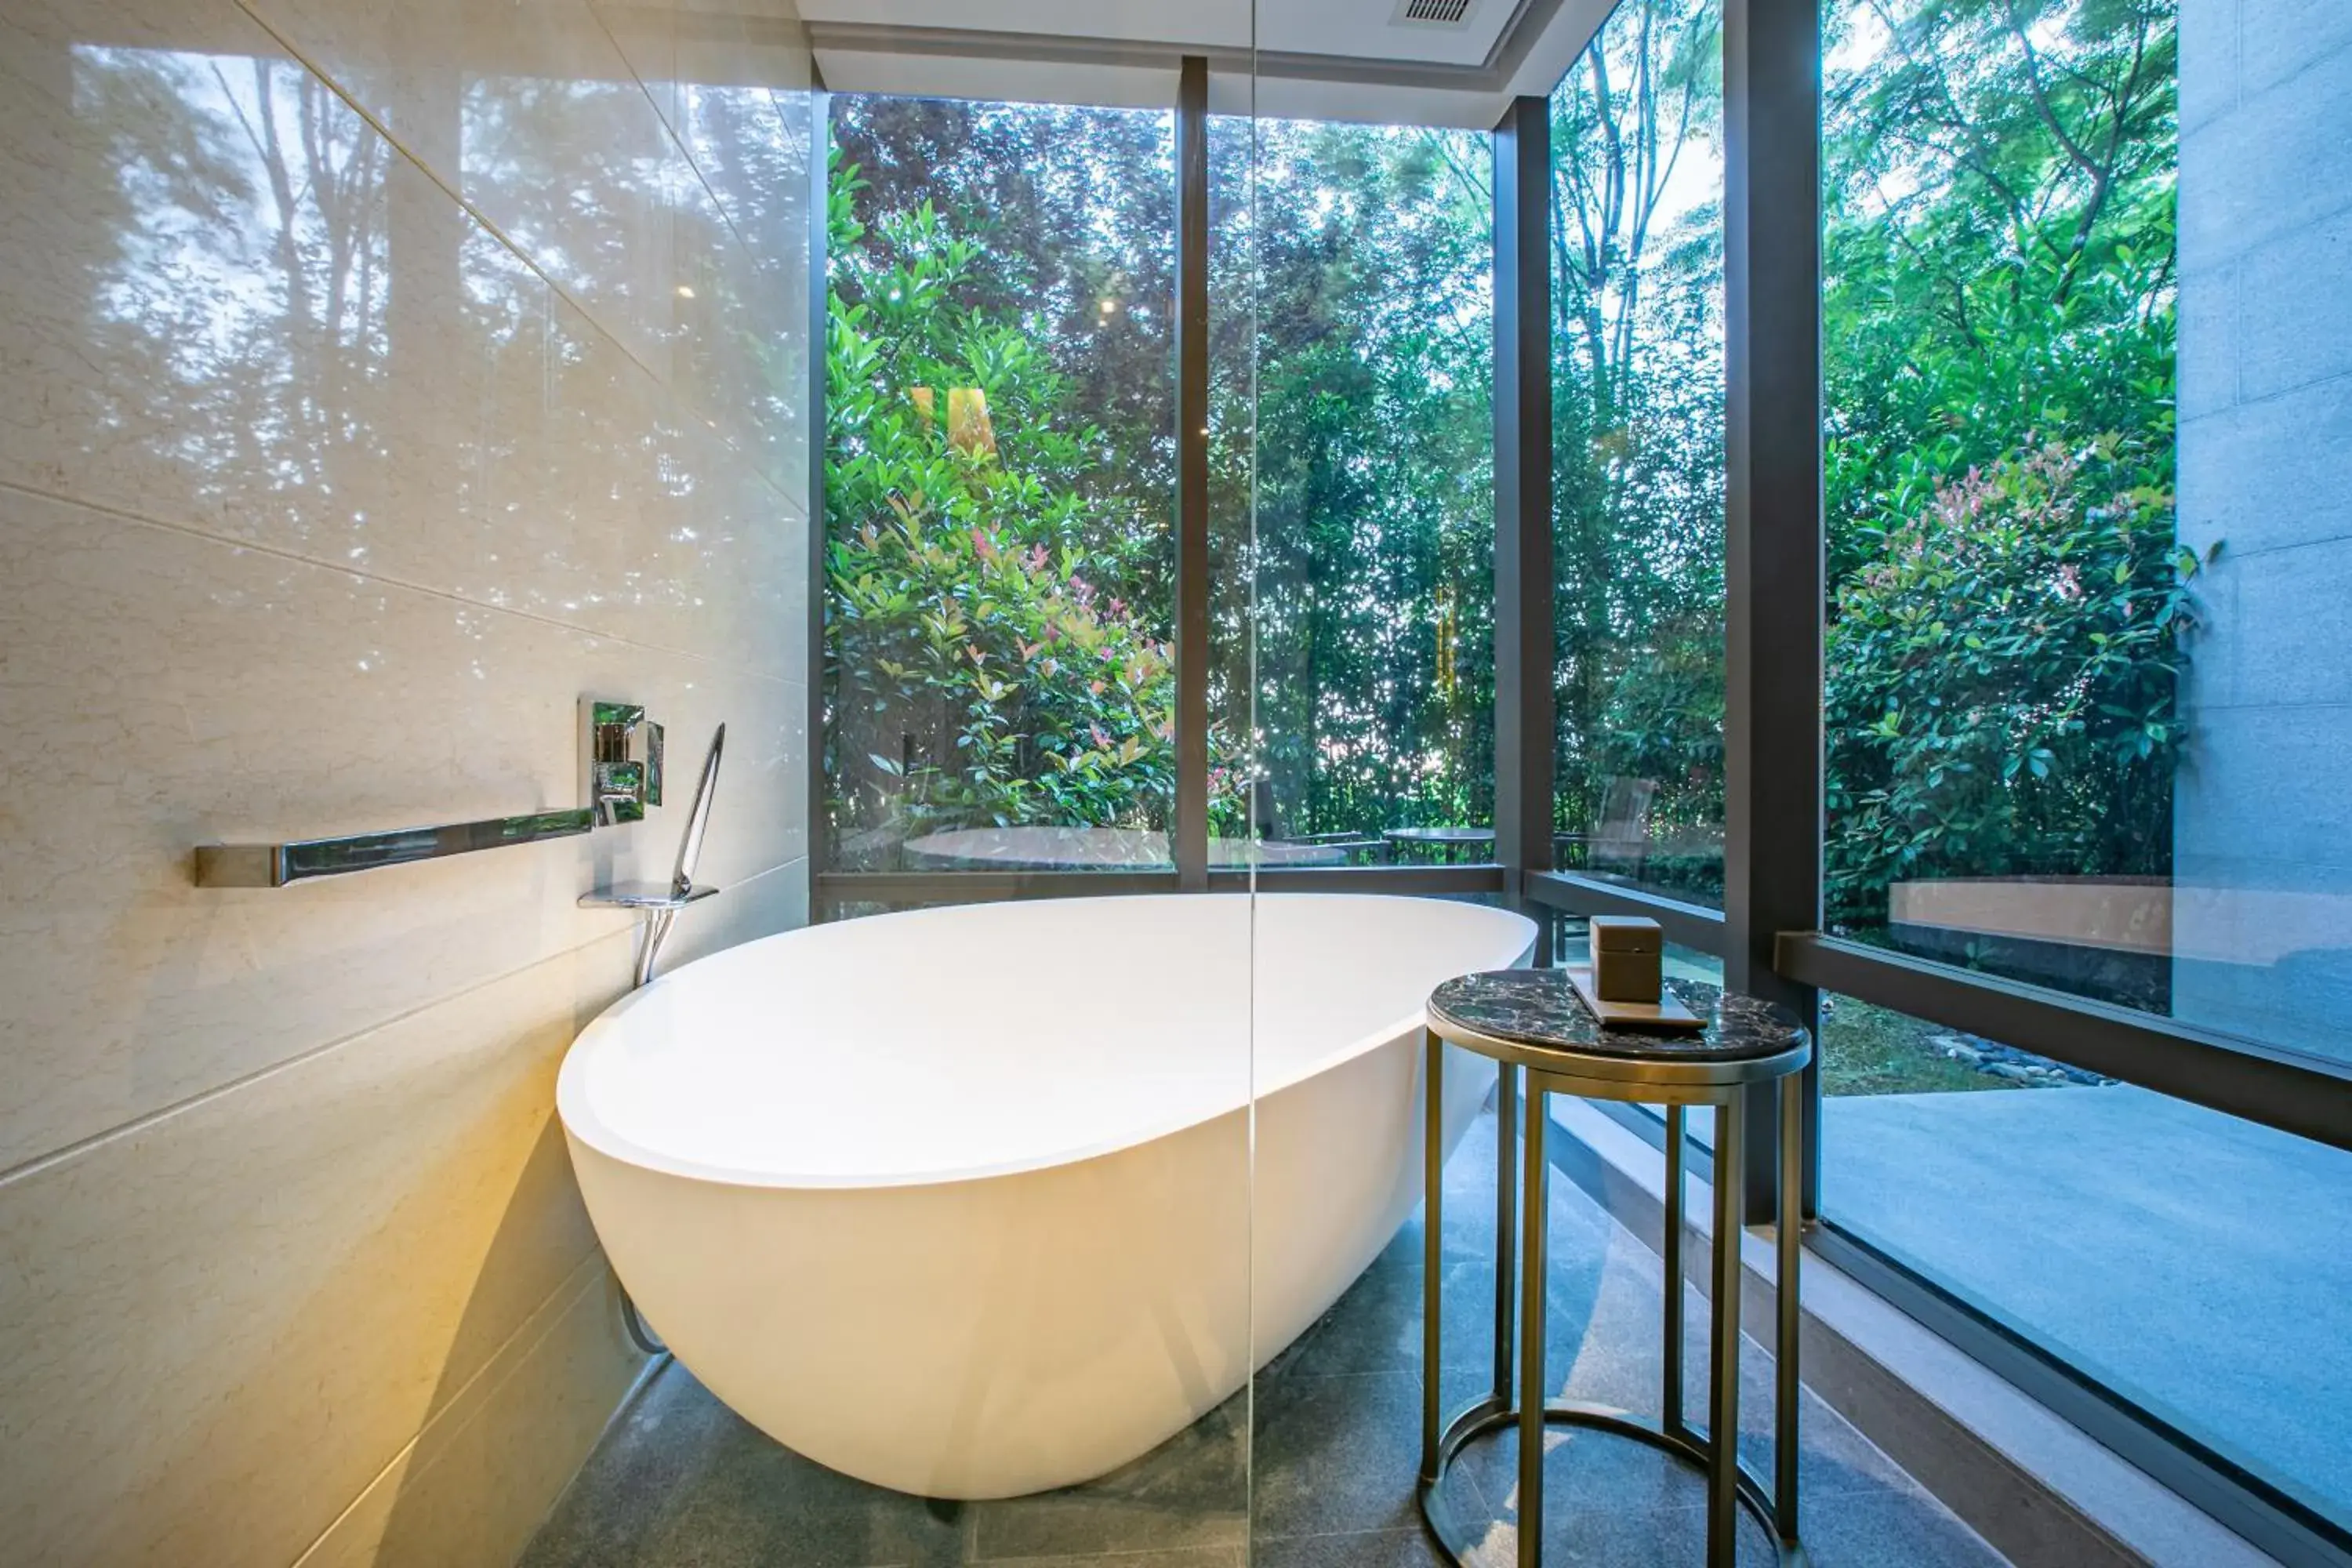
824 156 1184 848
1824 434 2198 930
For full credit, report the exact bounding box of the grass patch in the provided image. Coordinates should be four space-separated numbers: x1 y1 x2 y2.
1820 996 2020 1098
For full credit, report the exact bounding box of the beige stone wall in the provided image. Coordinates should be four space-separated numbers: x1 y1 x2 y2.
0 1 815 1562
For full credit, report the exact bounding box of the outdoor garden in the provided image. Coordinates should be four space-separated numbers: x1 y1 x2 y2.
820 0 2184 1081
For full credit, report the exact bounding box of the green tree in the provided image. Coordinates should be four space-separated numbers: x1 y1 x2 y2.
1821 0 2187 944
824 152 1184 856
1548 0 1730 888
1238 122 1498 837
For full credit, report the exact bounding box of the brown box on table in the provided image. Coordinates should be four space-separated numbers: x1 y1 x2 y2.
1589 916 1664 1003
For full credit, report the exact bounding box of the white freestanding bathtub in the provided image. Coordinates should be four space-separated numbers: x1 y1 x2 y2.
557 893 1536 1498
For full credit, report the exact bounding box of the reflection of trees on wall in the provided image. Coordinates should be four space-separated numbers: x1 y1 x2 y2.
82 47 764 652
84 53 394 538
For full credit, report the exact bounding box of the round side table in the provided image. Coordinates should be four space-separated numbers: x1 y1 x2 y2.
1417 970 1813 1568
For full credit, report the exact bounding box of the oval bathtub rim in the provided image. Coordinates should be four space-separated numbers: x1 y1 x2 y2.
557 892 1537 1194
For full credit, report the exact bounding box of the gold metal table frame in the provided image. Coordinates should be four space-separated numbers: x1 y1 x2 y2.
1417 1015 1813 1568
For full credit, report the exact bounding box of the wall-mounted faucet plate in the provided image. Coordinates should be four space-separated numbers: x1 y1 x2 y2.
585 699 664 825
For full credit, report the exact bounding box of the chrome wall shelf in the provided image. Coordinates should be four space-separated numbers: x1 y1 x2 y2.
194 699 665 889
579 882 719 912
194 808 594 888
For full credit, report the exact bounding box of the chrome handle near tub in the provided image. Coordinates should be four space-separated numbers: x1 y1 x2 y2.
581 723 726 989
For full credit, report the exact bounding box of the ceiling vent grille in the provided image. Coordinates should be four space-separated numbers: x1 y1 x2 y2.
1395 0 1477 26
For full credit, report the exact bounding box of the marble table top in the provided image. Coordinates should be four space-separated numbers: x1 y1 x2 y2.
1428 970 1808 1063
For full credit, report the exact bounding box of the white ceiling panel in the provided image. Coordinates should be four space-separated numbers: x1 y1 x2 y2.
801 0 1523 68
798 0 1253 52
806 0 1615 126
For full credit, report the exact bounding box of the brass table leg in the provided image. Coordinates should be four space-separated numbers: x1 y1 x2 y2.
1708 1092 1748 1568
1495 1062 1518 1406
1777 1073 1805 1544
1422 1030 1445 1483
1519 1082 1548 1568
1664 1104 1686 1439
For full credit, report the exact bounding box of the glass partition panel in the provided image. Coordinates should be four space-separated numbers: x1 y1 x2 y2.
823 96 1180 874
1817 0 2352 1069
1548 0 1728 906
800 78 1255 1564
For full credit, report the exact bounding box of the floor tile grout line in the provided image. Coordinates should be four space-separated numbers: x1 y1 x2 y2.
0 477 809 691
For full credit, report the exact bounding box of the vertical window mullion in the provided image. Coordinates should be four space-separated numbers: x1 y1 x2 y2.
1174 56 1211 891
1722 0 1825 1213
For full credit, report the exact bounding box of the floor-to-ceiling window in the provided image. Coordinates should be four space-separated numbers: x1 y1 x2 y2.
808 8 2352 1553
1548 0 1728 907
822 96 1179 876
1814 0 2352 1540
1232 117 1497 863
1818 0 2180 1014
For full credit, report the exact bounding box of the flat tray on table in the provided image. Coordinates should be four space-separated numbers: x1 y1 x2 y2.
1563 965 1706 1032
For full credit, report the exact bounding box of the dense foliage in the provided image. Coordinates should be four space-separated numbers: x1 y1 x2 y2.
822 0 2190 924
1820 0 2187 933
1234 127 1497 837
1548 0 1730 880
1824 438 2193 926
825 151 1182 850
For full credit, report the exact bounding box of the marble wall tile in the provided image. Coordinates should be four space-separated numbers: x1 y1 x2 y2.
660 854 811 973
239 0 817 499
667 23 815 497
0 932 632 1568
239 0 684 377
0 3 815 1564
0 485 800 1170
0 2 804 673
291 1258 648 1568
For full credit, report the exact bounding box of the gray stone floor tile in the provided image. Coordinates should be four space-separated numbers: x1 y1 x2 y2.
1250 1526 1454 1567
1793 1483 2010 1568
976 1552 1243 1568
964 1395 1247 1561
1250 1370 1435 1539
